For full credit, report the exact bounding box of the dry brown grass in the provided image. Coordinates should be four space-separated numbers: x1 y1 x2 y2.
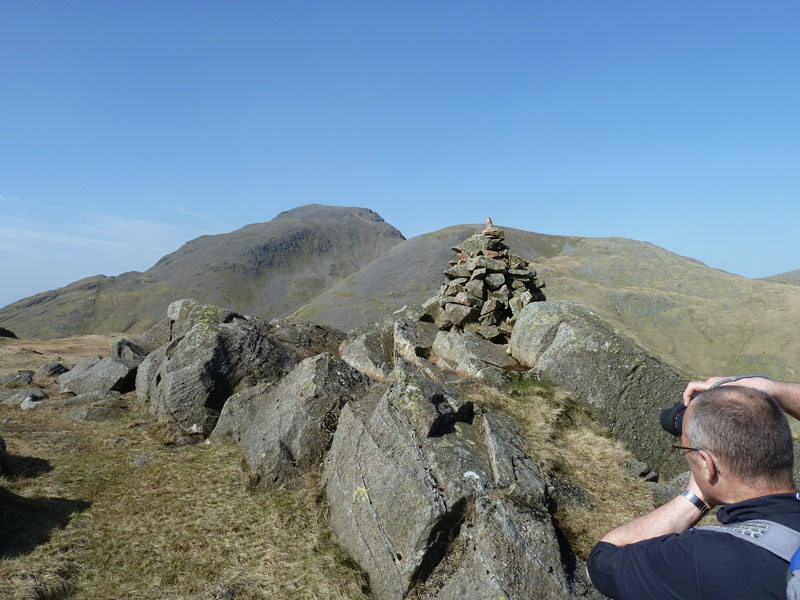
0 335 112 373
0 398 369 600
466 377 657 559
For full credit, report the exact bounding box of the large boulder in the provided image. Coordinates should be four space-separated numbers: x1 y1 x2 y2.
59 355 139 396
431 330 518 377
339 326 394 381
323 364 586 599
211 353 370 486
510 301 687 478
135 319 299 436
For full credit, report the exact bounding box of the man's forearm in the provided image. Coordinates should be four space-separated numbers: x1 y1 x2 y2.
751 378 800 420
599 493 705 547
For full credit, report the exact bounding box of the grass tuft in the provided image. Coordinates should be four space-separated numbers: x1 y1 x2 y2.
465 375 656 559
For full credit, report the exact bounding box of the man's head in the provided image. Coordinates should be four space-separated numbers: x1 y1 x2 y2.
683 385 795 490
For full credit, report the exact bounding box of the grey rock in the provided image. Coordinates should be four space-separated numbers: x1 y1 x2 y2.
108 337 148 362
466 256 507 272
484 272 506 290
21 398 42 410
469 267 487 279
0 370 34 388
134 344 169 405
645 480 683 507
137 318 299 435
323 366 580 600
431 330 518 378
59 356 138 396
57 355 102 390
464 278 485 300
51 390 124 410
267 319 346 357
0 326 17 338
460 234 505 255
211 353 370 486
510 301 688 478
167 299 245 339
473 365 513 388
339 327 394 381
135 318 173 353
0 387 48 406
443 303 479 327
443 264 471 279
68 405 125 421
393 319 438 366
33 362 69 379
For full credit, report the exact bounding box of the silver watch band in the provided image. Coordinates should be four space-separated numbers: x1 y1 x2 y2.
682 489 710 515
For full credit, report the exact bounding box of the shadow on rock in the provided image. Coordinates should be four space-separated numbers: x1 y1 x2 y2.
0 487 91 558
3 454 54 479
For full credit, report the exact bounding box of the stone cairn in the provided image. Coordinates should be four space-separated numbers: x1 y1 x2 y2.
428 218 546 343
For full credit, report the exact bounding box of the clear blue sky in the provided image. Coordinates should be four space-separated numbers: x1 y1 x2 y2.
2 1 798 309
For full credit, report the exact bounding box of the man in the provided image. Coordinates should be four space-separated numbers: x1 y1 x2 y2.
586 377 800 599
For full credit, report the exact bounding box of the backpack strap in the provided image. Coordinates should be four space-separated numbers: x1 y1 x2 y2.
701 520 800 600
700 520 800 561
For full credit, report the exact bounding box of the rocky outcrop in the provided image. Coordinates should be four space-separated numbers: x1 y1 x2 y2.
136 320 297 436
135 300 347 436
211 353 371 486
59 355 139 396
323 364 589 600
511 300 687 478
428 218 545 343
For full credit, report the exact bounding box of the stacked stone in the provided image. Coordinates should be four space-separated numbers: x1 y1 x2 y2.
433 218 545 342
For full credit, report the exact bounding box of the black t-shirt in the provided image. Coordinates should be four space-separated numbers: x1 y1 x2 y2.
587 493 800 599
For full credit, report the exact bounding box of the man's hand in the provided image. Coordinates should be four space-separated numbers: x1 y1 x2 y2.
683 377 728 405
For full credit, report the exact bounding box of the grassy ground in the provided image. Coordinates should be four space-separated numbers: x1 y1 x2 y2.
0 391 369 600
465 377 659 559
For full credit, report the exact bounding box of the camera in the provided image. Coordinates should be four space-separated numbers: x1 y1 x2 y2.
660 401 686 437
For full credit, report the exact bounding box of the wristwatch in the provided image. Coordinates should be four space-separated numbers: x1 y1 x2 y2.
681 489 711 515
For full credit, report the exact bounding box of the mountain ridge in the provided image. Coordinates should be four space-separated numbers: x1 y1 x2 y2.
2 205 798 381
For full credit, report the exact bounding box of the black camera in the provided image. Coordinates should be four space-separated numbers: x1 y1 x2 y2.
660 402 686 437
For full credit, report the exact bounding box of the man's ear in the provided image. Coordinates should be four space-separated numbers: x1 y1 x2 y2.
698 450 719 483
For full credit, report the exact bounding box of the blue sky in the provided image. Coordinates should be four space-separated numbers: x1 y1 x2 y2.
1 1 798 309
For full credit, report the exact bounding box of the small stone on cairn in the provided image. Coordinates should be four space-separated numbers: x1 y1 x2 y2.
424 217 546 343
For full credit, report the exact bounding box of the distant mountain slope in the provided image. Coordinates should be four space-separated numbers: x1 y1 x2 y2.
294 226 800 381
0 205 404 338
764 269 800 287
291 225 572 327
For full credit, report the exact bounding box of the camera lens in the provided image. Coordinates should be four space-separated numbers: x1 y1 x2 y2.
659 402 685 437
